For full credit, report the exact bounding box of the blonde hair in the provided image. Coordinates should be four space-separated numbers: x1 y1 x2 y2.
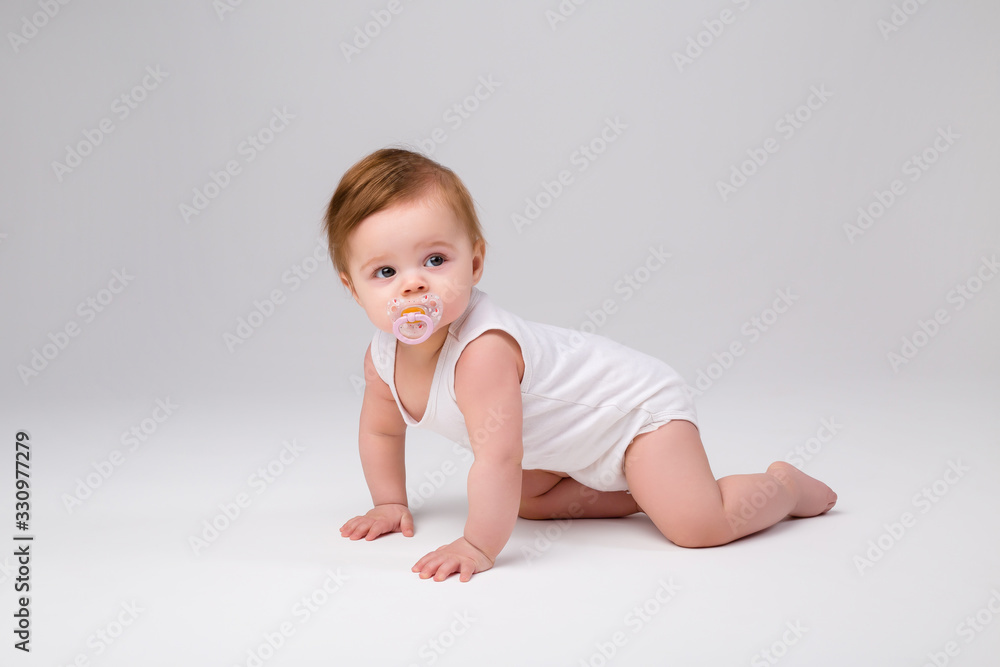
324 147 487 290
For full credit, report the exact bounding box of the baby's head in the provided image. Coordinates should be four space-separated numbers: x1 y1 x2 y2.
325 148 488 343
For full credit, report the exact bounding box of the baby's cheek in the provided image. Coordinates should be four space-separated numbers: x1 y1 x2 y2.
444 301 465 324
366 305 392 332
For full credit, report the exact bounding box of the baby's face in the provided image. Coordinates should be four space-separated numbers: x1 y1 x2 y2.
341 193 484 344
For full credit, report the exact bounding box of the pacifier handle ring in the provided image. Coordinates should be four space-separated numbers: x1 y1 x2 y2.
393 313 434 345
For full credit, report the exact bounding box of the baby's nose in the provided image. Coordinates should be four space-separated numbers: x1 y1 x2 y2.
400 276 428 295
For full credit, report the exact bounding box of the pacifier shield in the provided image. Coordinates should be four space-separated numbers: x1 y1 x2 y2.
387 293 443 344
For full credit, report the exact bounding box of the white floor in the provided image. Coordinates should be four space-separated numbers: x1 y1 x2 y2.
8 374 999 666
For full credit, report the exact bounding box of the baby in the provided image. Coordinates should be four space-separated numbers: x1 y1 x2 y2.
328 148 837 583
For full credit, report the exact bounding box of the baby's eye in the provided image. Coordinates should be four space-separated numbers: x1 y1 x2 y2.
425 254 445 267
374 266 395 279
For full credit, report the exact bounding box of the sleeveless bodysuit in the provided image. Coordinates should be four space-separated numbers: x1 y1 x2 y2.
368 286 698 492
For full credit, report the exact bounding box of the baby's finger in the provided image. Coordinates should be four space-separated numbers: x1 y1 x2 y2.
459 559 475 583
412 552 434 573
433 559 460 582
346 519 375 540
400 511 415 537
416 559 440 579
413 547 445 567
364 520 387 540
339 517 362 535
414 554 443 579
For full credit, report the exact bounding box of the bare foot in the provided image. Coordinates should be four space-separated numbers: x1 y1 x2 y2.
766 461 837 517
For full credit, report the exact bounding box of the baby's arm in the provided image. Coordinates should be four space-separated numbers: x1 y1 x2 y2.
412 331 523 581
340 344 414 541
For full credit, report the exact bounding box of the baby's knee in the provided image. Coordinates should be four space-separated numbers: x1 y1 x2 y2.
667 529 724 549
658 513 732 548
518 497 547 521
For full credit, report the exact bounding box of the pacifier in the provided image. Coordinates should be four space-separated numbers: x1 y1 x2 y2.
388 293 443 345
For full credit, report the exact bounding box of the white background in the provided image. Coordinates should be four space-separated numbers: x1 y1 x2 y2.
1 1 998 665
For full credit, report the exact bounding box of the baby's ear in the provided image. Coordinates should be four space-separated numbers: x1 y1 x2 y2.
471 239 486 281
339 272 359 302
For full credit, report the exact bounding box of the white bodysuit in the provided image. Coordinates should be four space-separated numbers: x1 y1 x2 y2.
368 286 698 492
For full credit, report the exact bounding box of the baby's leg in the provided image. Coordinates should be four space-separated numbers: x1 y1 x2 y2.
623 420 836 548
519 469 639 520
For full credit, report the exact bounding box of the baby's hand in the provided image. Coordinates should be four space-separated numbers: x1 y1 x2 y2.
412 537 495 583
340 503 415 541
